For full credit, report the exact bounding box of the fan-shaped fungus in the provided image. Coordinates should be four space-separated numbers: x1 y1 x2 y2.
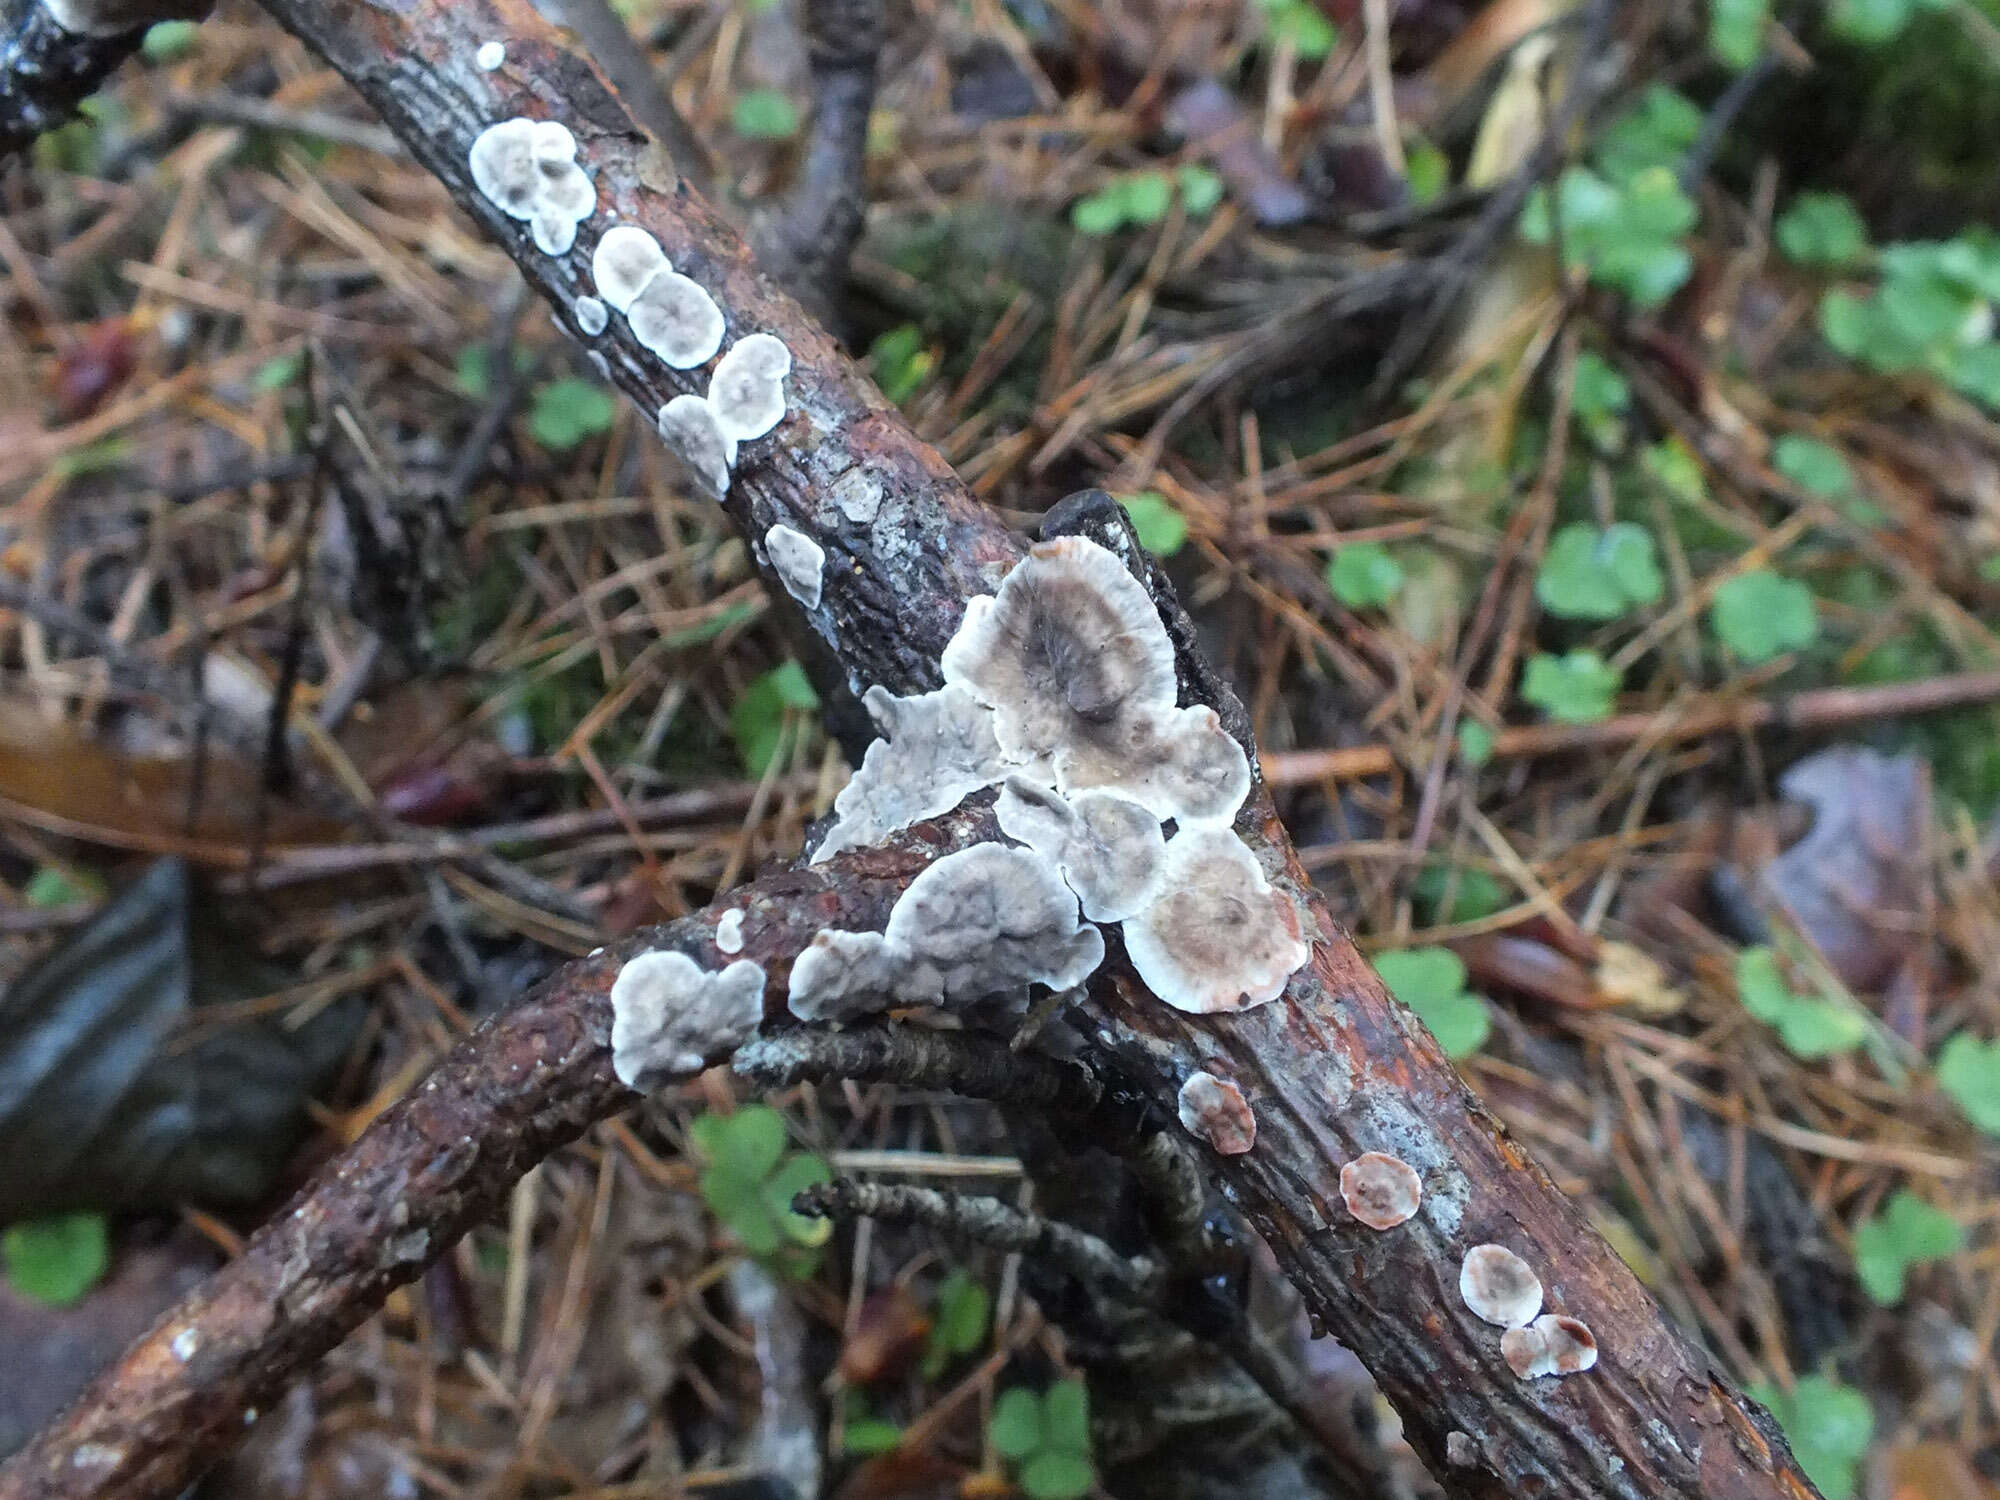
1459 1244 1543 1329
657 394 734 497
810 685 1010 863
1339 1152 1422 1230
610 950 765 1091
1501 1315 1598 1378
1121 827 1308 1013
994 777 1165 922
469 118 594 256
765 524 825 611
591 224 668 313
709 333 791 443
1177 1071 1256 1155
629 271 725 369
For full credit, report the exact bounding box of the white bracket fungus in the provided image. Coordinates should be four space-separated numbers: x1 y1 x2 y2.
709 333 791 443
574 295 608 337
1177 1071 1256 1155
475 39 506 70
1500 1314 1598 1378
658 394 735 497
1122 826 1309 1013
765 524 825 611
591 224 669 313
630 270 726 369
1338 1151 1422 1230
1459 1244 1543 1329
788 844 1103 1021
810 684 1010 863
941 537 1249 824
715 907 746 954
995 777 1164 922
469 118 595 256
610 950 766 1091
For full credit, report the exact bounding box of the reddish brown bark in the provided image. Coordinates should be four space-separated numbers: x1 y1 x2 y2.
0 3 1822 1498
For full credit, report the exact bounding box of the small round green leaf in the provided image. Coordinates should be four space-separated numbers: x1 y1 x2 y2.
990 1388 1045 1460
3 1214 110 1307
1711 571 1818 664
1328 542 1404 609
1020 1452 1095 1500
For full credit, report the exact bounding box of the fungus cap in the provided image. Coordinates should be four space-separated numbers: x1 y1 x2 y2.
629 271 726 369
765 524 825 611
574 296 608 337
610 950 765 1091
469 118 595 256
810 684 1009 863
1500 1315 1597 1379
994 777 1165 922
1459 1244 1543 1328
1122 827 1309 1013
1177 1071 1256 1155
709 334 790 442
715 908 746 955
657 395 734 497
1056 701 1251 826
592 224 668 313
475 39 506 70
1339 1152 1422 1230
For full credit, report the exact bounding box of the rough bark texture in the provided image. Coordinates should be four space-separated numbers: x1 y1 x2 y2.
0 0 153 157
1 3 1823 1499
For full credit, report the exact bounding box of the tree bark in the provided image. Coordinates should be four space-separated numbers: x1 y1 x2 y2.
0 2 1823 1498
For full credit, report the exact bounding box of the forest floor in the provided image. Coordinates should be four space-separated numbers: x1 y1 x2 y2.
1 1 1998 1498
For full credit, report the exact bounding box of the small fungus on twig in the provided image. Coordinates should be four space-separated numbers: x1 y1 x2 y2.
1122 826 1309 1013
468 117 595 255
1459 1244 1543 1329
1500 1315 1598 1379
995 777 1165 923
715 908 745 955
1338 1152 1422 1230
573 295 607 336
789 844 1103 1020
709 333 791 442
1177 1070 1256 1155
609 950 766 1091
629 271 725 369
765 524 825 611
656 394 734 497
591 223 668 312
474 39 505 70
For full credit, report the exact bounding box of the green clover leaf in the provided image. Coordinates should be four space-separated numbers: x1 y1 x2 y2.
1375 947 1491 1059
1752 1376 1873 1500
529 378 617 450
1535 522 1664 621
1176 163 1226 217
1736 948 1866 1060
1852 1190 1962 1306
1521 650 1620 724
1121 492 1188 556
1711 571 1818 664
731 661 820 776
2 1214 110 1307
733 88 800 139
690 1107 834 1270
1596 85 1703 185
1775 193 1869 269
1937 1032 2000 1135
1772 434 1854 498
1709 0 1769 67
921 1268 991 1379
1256 0 1338 58
1327 541 1404 609
991 1388 1044 1460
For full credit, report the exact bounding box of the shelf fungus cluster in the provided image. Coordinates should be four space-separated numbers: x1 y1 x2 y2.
468 118 595 256
1460 1243 1597 1380
800 536 1310 1037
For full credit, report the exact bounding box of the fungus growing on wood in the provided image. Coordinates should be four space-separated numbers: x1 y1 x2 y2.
629 270 725 369
591 224 668 312
468 117 595 256
765 524 825 611
474 39 505 70
574 295 608 336
1460 1244 1543 1329
657 394 734 497
994 776 1165 922
1339 1151 1422 1230
788 844 1103 1021
709 333 791 442
810 685 1010 863
1501 1315 1598 1379
1176 1071 1256 1155
940 537 1249 824
610 950 766 1091
1121 826 1309 1013
715 908 745 955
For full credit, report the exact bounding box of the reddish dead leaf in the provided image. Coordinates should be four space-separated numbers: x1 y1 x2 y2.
838 1285 932 1385
1886 1443 2000 1500
52 319 139 422
831 1449 966 1500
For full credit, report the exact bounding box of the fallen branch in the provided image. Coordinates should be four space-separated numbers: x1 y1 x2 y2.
1 3 1823 1498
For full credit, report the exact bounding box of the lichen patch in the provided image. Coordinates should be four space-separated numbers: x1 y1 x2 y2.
1177 1071 1256 1154
610 950 766 1091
